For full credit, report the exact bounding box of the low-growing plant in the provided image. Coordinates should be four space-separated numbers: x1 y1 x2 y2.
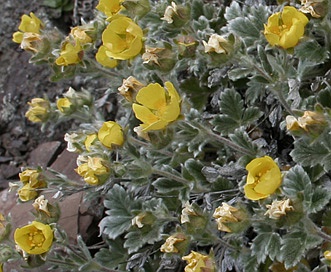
3 0 331 271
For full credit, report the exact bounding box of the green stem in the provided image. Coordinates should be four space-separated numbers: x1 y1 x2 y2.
304 216 331 243
152 168 188 184
204 128 256 156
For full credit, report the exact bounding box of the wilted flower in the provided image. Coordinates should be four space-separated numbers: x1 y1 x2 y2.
160 234 185 253
182 251 215 272
13 32 41 52
0 213 7 239
70 26 92 45
132 213 146 228
213 203 240 232
25 98 50 123
142 45 176 71
300 0 325 18
118 76 145 102
95 45 118 68
265 199 294 219
100 16 143 60
64 132 81 152
286 111 326 134
55 39 83 66
75 156 110 185
32 195 51 216
96 0 123 18
161 2 178 24
98 121 124 148
142 47 164 65
244 156 282 200
14 221 53 255
264 6 308 49
12 12 43 52
132 81 181 131
203 34 228 54
181 201 197 224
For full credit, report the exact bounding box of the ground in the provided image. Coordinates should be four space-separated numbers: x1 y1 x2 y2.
0 0 100 188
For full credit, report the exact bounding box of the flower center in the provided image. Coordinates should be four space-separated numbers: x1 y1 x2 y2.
29 230 45 248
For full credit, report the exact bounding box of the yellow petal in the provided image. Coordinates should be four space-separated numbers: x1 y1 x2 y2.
12 31 23 43
244 183 267 200
135 83 167 110
95 46 118 68
132 103 160 125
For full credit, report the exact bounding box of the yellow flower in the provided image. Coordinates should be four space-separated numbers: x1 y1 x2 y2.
182 251 215 272
85 133 97 152
213 203 240 232
25 98 50 123
18 184 38 202
75 156 110 186
17 12 43 34
132 81 181 132
264 6 309 49
70 26 92 45
95 45 118 68
265 199 294 219
12 13 43 52
244 156 282 200
118 76 144 102
55 39 83 66
203 34 228 54
14 221 53 255
56 97 73 113
19 169 40 184
101 15 143 60
13 32 41 52
324 250 331 261
160 234 185 253
96 0 124 18
98 121 124 148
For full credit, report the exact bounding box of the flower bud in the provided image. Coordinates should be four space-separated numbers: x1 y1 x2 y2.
25 98 50 123
98 121 124 149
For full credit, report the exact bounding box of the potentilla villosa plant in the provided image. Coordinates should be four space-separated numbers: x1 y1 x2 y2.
2 0 331 271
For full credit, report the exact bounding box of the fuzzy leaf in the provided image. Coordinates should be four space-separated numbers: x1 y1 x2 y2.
94 238 128 269
152 177 186 193
280 232 306 269
124 224 162 254
99 185 137 239
295 39 329 64
211 89 262 135
290 130 331 172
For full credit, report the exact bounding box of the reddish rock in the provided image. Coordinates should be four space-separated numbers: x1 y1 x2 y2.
27 141 62 168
